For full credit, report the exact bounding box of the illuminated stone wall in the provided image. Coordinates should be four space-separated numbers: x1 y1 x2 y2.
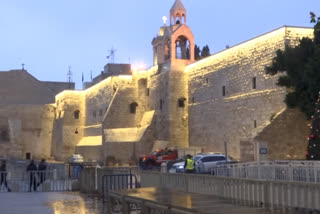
187 26 313 160
52 91 85 161
254 108 309 160
0 104 55 160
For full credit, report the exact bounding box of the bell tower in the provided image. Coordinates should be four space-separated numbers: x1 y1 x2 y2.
170 0 187 25
152 0 194 66
151 0 193 149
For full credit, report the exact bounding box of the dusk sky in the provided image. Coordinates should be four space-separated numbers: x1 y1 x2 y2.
0 0 318 89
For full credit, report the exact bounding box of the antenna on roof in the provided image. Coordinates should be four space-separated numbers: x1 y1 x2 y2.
67 66 73 89
106 47 117 64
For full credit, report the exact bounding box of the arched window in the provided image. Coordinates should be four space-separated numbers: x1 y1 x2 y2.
175 36 190 60
138 78 148 96
182 14 186 24
130 102 138 114
74 110 80 119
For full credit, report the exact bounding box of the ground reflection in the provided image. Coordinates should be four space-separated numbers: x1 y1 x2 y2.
51 194 104 214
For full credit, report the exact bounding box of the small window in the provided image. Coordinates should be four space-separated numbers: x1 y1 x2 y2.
160 99 164 111
93 110 97 118
252 77 256 89
130 102 138 114
206 78 209 84
26 153 31 160
178 98 186 108
192 97 195 103
254 120 257 128
146 88 150 96
0 129 9 142
222 86 226 96
74 110 80 119
99 109 103 116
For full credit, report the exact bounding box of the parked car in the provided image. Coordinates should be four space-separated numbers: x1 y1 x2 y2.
166 155 188 171
69 154 84 163
168 161 185 173
168 155 199 173
195 153 237 174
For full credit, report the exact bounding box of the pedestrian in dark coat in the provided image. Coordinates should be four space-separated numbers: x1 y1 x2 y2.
37 159 47 187
0 160 11 192
26 160 37 192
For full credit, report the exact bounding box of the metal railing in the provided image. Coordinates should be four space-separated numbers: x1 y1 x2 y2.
0 170 76 192
102 174 138 202
79 166 140 194
209 160 320 183
140 171 320 211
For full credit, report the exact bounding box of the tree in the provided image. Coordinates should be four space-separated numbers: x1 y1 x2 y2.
201 45 210 58
306 92 320 160
194 45 201 60
265 13 320 119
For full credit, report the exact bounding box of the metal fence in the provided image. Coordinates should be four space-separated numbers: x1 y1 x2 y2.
210 160 320 183
140 171 320 211
0 170 76 192
102 174 138 202
79 166 140 194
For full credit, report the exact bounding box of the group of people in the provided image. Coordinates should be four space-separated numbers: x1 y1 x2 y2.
0 159 47 192
26 159 47 192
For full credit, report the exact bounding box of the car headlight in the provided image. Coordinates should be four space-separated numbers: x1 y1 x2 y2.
177 165 184 169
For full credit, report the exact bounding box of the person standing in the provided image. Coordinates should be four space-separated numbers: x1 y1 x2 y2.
26 160 37 192
0 160 11 192
37 159 47 187
184 154 195 173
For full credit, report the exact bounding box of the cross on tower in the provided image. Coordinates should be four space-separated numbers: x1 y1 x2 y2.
162 16 168 25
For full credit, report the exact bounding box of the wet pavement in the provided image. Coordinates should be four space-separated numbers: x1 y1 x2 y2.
0 191 316 214
0 192 104 214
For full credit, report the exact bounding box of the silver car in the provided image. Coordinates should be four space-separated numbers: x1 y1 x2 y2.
195 153 234 174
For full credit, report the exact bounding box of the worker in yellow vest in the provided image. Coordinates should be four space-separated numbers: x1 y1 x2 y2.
184 154 195 173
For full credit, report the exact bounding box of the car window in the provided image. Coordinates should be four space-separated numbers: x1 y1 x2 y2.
200 157 211 162
215 156 226 161
193 156 202 162
201 156 226 162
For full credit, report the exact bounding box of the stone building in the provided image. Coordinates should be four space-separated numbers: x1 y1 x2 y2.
0 0 314 163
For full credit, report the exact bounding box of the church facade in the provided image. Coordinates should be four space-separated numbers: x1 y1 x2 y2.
0 0 313 164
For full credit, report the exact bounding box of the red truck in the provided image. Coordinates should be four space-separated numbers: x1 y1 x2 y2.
139 149 178 168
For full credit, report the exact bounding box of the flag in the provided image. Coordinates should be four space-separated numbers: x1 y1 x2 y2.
82 72 84 83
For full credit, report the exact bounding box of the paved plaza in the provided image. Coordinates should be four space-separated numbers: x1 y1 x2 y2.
0 192 103 214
